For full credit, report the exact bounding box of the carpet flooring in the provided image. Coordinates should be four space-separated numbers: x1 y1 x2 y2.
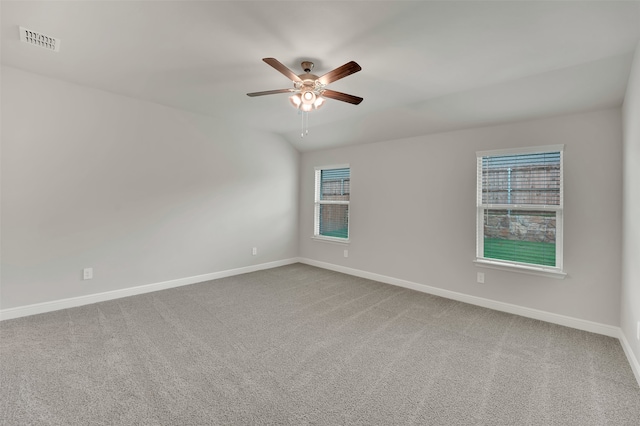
1 263 639 425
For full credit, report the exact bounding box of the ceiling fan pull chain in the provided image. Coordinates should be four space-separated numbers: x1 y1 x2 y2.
301 111 310 138
305 111 309 136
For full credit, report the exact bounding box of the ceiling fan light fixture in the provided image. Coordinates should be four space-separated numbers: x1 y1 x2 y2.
290 91 324 111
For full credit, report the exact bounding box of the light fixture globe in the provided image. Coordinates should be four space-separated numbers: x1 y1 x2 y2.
301 90 316 104
289 93 302 108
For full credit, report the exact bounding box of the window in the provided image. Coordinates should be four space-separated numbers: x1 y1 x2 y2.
476 145 565 276
314 166 350 241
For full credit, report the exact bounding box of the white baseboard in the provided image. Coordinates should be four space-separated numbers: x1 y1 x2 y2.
0 258 298 321
619 331 640 388
298 258 620 338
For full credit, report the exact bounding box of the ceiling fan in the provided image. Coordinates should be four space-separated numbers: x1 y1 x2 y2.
247 58 363 112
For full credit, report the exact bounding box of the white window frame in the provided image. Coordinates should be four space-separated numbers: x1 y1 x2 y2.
474 145 566 279
313 164 350 244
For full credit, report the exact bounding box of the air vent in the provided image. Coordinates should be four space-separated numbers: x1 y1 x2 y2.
19 26 60 52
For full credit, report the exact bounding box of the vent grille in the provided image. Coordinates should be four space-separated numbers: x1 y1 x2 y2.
19 26 60 52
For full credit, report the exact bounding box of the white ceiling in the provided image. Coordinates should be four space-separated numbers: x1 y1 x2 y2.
2 1 639 152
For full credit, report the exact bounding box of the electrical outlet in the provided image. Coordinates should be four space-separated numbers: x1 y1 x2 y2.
477 272 485 283
252 247 257 256
344 249 349 258
83 267 93 280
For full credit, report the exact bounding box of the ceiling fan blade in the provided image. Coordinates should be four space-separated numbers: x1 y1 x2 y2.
318 61 362 85
321 89 363 105
247 88 296 97
263 58 302 82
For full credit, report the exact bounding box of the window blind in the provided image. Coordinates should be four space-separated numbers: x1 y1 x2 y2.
481 152 561 207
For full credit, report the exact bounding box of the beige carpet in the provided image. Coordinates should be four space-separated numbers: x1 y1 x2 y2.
1 263 639 425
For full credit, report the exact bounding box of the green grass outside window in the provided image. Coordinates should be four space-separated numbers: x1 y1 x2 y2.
484 238 555 267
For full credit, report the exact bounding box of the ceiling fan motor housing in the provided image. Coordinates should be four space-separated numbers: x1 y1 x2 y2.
301 61 314 73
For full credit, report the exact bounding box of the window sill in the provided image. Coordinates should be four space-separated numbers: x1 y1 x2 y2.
474 259 566 279
311 236 350 245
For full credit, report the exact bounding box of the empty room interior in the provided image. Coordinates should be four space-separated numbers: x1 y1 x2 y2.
2 1 640 424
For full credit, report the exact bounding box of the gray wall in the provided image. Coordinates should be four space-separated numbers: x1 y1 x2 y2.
622 42 640 367
1 66 299 309
299 108 623 327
